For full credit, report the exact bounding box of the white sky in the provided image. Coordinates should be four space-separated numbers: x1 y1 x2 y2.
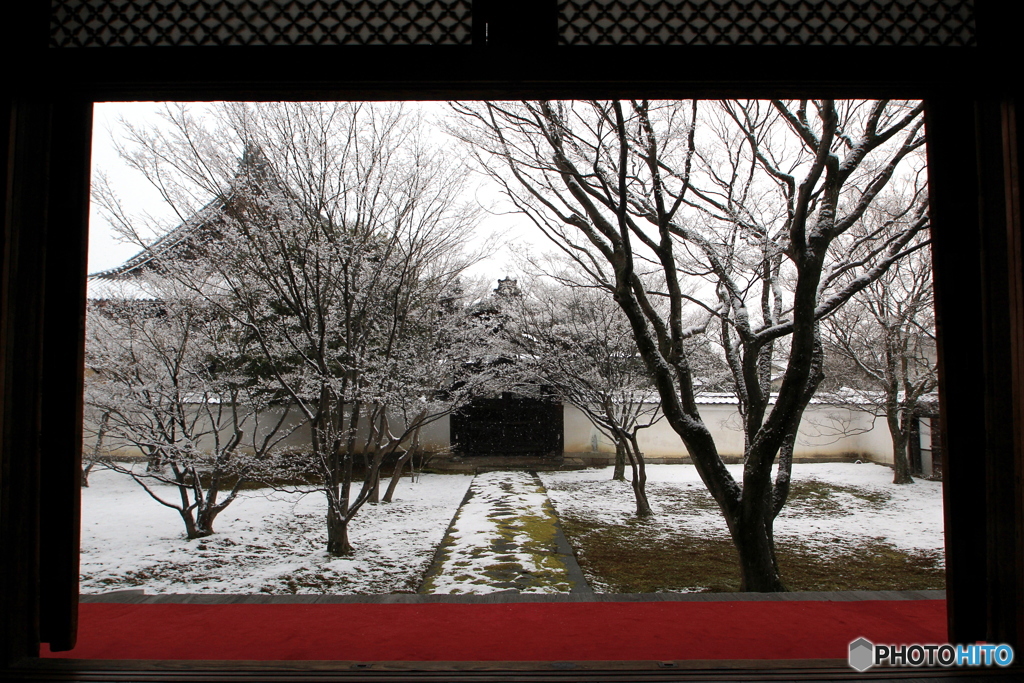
88 101 541 285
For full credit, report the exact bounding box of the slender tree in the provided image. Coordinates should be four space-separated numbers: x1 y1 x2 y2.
85 276 295 539
80 405 110 488
503 279 663 516
822 206 937 484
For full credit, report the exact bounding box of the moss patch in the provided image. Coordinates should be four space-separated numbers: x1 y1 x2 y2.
557 477 941 594
561 515 944 593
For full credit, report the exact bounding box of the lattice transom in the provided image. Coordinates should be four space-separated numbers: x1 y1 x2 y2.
50 0 473 47
559 0 975 46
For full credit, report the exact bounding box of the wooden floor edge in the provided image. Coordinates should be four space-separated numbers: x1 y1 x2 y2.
22 657 851 671
7 658 1020 682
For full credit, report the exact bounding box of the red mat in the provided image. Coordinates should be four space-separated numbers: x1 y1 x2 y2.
43 600 946 661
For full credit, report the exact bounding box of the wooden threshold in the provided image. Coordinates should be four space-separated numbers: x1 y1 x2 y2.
12 656 1019 682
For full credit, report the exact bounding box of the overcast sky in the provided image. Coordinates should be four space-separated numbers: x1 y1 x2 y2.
88 101 540 286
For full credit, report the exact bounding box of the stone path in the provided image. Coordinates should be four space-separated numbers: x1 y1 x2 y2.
417 470 592 595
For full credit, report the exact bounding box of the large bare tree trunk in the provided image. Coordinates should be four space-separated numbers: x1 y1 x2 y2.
726 514 782 591
83 410 111 487
381 448 412 503
316 401 358 556
179 508 211 540
732 503 786 592
367 407 388 504
369 472 381 504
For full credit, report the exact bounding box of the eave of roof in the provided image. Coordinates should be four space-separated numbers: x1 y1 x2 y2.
89 196 227 281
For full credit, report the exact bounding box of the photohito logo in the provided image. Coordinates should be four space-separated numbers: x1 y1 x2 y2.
848 638 1014 671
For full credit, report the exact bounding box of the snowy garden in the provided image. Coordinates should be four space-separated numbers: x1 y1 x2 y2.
81 461 944 595
82 99 941 597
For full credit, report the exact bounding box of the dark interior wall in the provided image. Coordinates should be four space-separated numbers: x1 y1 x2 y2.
2 1 1023 679
0 96 92 661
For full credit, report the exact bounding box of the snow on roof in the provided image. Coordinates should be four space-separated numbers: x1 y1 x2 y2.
89 198 226 281
89 145 278 282
816 388 939 405
692 391 907 406
86 278 163 302
696 393 741 404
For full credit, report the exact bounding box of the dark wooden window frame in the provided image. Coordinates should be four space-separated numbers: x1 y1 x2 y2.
2 2 1022 680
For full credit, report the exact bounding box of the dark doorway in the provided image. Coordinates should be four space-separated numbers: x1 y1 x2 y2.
451 393 562 458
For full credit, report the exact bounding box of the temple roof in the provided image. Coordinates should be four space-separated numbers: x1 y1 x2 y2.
89 144 275 282
89 197 228 281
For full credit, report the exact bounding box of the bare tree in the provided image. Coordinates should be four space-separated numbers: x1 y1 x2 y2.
85 277 295 539
504 278 663 516
96 102 486 555
821 208 937 485
453 99 928 591
80 404 110 488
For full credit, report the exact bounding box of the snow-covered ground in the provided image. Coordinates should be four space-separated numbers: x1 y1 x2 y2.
539 462 945 559
81 462 943 595
421 471 576 595
80 467 473 594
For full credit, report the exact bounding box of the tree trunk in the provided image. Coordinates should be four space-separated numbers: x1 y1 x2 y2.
612 440 626 481
83 410 109 487
180 508 207 540
771 431 797 519
192 505 221 538
369 469 381 504
382 449 412 503
629 470 652 517
625 435 652 517
383 422 422 503
326 503 352 555
888 405 913 485
366 406 388 504
890 416 914 485
732 502 785 592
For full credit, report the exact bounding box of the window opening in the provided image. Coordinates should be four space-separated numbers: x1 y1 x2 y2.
65 98 944 663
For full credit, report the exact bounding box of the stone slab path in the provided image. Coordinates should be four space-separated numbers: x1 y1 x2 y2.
418 470 592 595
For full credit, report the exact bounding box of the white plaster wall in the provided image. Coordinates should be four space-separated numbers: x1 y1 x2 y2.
88 397 892 463
919 417 934 474
563 402 895 462
798 407 893 463
562 405 614 453
86 405 450 459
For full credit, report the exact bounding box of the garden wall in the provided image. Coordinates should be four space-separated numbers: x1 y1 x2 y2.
85 405 450 460
86 399 899 468
562 401 894 466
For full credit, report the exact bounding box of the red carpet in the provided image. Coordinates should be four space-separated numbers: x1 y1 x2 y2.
42 600 946 662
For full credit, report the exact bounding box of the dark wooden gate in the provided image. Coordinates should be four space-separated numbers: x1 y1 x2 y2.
451 393 562 457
